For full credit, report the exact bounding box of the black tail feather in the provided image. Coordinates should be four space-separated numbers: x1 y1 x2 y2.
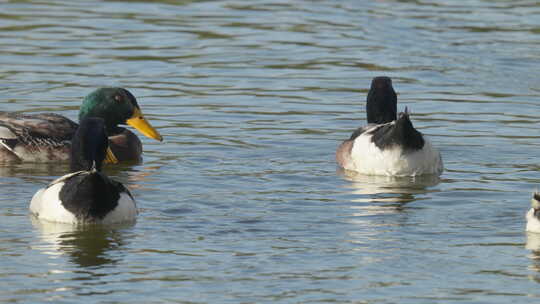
369 109 425 151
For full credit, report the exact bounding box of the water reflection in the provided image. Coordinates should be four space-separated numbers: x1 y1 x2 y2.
338 169 441 204
105 164 164 191
526 233 540 285
0 162 70 179
31 218 132 268
526 232 540 252
0 162 160 191
0 162 149 179
339 170 441 235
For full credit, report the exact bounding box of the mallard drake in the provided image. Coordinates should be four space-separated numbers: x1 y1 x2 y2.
527 192 540 233
336 76 443 176
30 117 137 224
0 87 162 163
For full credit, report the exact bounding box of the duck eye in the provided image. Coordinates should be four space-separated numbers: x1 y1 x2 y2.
114 95 123 102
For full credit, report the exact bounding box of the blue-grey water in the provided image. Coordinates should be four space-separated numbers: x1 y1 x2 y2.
1 0 540 303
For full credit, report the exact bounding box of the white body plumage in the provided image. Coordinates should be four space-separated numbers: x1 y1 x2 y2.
526 193 540 233
30 172 137 225
344 124 443 176
526 208 540 233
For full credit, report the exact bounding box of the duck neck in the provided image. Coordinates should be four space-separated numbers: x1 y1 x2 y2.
70 119 108 173
79 111 120 135
366 86 397 125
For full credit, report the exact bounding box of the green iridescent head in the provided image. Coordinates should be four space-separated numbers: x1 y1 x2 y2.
78 88 162 141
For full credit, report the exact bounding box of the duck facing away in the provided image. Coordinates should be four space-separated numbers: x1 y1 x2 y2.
0 87 162 163
527 193 540 233
30 118 137 224
336 76 443 176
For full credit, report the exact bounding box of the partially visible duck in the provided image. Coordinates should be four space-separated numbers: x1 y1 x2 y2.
336 76 443 176
29 117 137 224
0 87 162 163
527 192 540 233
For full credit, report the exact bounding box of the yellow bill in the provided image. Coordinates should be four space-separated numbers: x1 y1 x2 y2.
104 147 119 164
126 107 163 141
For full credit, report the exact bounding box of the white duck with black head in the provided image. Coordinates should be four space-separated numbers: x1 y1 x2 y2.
30 117 137 224
527 193 540 233
336 76 443 176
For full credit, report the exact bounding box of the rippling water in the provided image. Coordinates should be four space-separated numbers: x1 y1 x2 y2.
2 0 540 302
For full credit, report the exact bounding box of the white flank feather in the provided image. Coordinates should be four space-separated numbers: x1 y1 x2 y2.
526 208 540 233
0 125 19 157
0 125 16 140
346 126 443 176
102 193 138 224
30 182 78 224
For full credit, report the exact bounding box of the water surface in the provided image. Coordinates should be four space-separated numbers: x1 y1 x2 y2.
1 0 540 303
